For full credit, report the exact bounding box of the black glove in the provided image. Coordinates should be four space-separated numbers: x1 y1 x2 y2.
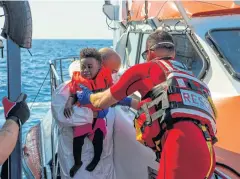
2 93 30 126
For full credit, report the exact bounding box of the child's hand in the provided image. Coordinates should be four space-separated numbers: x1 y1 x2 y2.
64 98 73 118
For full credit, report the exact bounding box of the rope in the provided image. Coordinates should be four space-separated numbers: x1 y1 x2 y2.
155 1 167 19
27 49 33 56
30 68 50 110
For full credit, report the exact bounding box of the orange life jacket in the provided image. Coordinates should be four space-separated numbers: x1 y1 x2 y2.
134 59 217 159
69 67 113 111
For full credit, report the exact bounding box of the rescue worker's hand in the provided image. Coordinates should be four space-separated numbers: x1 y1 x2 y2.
97 108 109 118
118 97 132 107
76 85 93 105
2 93 30 126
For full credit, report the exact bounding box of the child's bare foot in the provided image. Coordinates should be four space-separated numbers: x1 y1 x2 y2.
70 161 83 178
86 158 100 172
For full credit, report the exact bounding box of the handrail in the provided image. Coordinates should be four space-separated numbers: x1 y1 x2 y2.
49 55 79 91
50 55 79 62
50 64 61 85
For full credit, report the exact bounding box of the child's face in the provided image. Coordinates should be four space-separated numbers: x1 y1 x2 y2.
80 57 100 79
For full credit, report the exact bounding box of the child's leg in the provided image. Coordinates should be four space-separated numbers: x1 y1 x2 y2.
70 135 86 177
86 128 104 172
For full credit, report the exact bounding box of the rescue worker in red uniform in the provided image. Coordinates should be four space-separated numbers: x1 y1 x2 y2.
76 30 217 179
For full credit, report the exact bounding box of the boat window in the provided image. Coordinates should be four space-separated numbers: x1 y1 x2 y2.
125 32 140 67
139 33 203 78
125 31 204 78
139 33 150 64
173 34 203 78
207 29 240 79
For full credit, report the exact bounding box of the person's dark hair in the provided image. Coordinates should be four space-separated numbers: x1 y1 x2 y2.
147 30 175 52
80 48 102 63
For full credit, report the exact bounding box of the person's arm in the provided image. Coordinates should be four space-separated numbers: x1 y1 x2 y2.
88 63 151 109
90 92 140 110
114 96 139 110
0 119 19 164
0 93 30 165
64 93 77 118
64 72 81 118
90 88 118 109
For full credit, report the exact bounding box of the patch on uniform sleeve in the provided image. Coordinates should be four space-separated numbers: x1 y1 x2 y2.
176 78 186 87
148 166 158 179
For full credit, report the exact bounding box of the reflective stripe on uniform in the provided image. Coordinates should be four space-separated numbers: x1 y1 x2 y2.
161 60 194 75
167 72 208 89
160 60 174 71
171 108 217 134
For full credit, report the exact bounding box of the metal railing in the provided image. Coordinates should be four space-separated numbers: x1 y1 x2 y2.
49 56 79 94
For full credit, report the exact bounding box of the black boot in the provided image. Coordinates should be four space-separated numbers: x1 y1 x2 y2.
86 129 104 172
70 135 85 177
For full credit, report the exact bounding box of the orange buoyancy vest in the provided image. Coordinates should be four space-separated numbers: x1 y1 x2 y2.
69 66 113 111
135 59 217 153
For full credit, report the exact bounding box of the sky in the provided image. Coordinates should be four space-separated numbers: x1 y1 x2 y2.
24 1 114 39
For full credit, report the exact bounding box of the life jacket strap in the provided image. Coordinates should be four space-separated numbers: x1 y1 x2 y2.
137 91 169 126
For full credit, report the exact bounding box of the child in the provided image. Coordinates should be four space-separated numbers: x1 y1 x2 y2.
64 48 113 177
